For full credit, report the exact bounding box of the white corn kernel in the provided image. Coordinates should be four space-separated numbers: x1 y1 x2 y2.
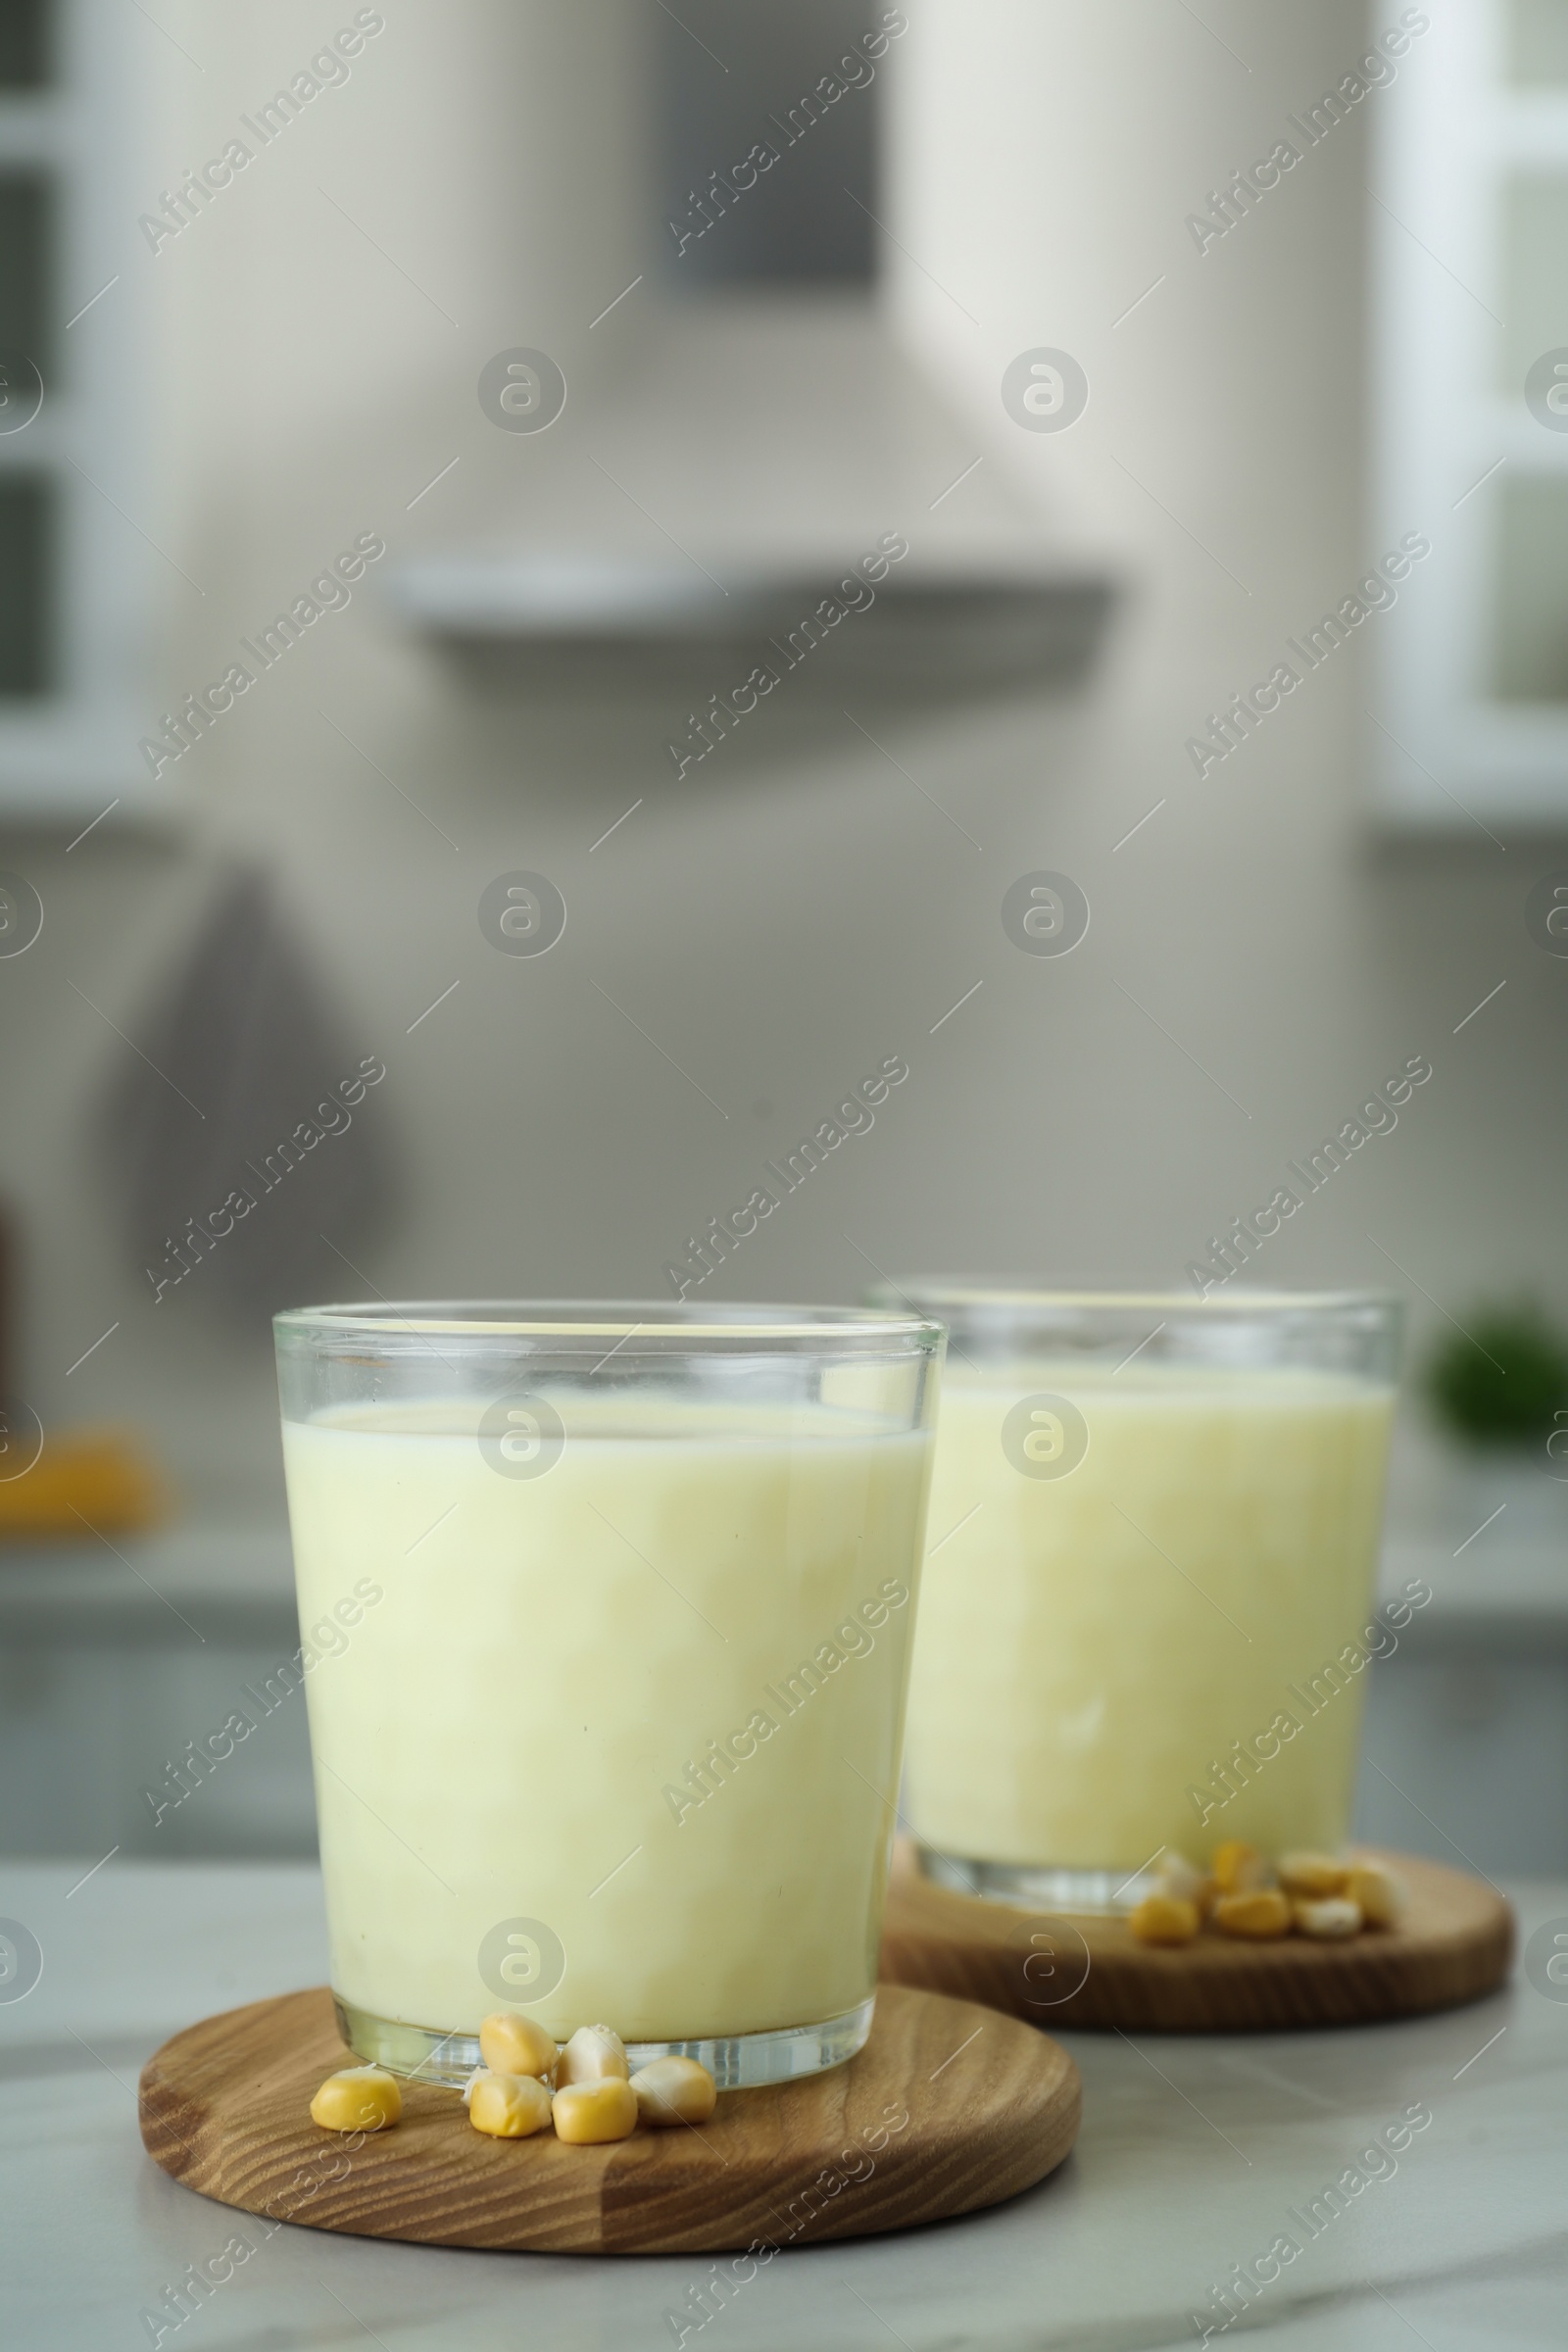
557 2023 628 2085
1348 1860 1407 1930
469 2071 554 2138
1154 1850 1205 1904
478 2011 558 2081
310 2064 401 2132
631 2055 717 2128
553 2077 638 2144
1294 1895 1363 1939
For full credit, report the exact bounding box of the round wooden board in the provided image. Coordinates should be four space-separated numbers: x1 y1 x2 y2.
138 1983 1080 2255
879 1844 1514 2034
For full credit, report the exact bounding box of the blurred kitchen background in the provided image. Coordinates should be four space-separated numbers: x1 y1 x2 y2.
2 0 1567 1876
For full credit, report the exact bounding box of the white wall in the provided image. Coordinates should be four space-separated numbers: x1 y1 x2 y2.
1 0 1559 1520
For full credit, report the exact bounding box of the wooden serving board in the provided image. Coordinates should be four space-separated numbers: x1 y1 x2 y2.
138 1983 1080 2255
879 1844 1513 2034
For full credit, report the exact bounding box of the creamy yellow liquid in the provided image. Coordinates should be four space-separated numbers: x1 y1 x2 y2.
904 1370 1396 1870
282 1401 931 2040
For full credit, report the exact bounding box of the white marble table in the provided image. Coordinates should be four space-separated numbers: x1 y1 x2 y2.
3 1859 1566 2350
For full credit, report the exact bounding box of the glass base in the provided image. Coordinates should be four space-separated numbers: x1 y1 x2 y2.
919 1844 1153 1915
333 1992 876 2091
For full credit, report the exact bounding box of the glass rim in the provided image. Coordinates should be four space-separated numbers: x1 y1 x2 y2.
273 1298 944 1348
875 1281 1400 1317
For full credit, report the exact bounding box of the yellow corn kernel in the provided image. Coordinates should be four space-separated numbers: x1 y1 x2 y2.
553 2077 638 2145
1213 1888 1292 1940
1129 1893 1200 1947
1348 1861 1407 1930
557 2023 628 2085
310 2065 401 2132
478 2012 558 2082
1278 1851 1350 1899
631 2055 718 2128
1211 1840 1271 1894
468 2071 554 2138
1293 1895 1363 1940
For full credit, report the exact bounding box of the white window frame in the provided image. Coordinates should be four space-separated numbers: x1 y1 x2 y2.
0 0 154 819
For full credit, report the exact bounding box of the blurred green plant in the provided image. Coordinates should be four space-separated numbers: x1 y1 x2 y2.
1424 1301 1568 1449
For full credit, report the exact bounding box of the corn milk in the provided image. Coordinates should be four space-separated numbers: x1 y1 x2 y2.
904 1368 1395 1871
283 1400 931 2040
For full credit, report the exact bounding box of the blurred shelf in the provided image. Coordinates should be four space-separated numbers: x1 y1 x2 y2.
384 553 1117 692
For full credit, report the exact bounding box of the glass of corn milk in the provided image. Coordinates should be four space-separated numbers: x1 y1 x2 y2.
880 1288 1400 1911
274 1300 942 2085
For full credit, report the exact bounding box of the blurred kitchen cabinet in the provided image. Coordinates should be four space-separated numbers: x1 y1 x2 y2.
1355 1531 1568 1872
1356 1654 1568 1874
1374 0 1568 825
0 0 155 816
4 1522 1568 1875
0 1528 318 1860
0 1637 317 1858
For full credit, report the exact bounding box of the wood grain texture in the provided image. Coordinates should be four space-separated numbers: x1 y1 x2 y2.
879 1843 1514 2034
138 1983 1079 2255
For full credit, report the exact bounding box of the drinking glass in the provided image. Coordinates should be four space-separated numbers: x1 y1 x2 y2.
877 1287 1401 1910
274 1300 941 2083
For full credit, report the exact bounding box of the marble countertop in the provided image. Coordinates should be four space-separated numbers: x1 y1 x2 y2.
3 1861 1566 2349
